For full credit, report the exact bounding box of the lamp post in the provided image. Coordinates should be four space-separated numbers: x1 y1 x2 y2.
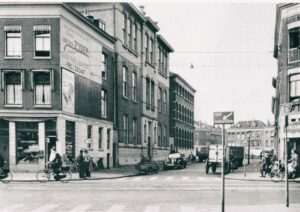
247 131 251 165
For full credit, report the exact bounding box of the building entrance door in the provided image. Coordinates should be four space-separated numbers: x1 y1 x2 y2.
0 120 9 167
107 153 110 169
113 143 117 167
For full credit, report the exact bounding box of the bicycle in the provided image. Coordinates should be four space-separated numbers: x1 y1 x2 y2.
0 161 13 184
36 163 72 183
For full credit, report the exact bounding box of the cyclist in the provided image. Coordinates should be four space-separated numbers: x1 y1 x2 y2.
50 152 62 176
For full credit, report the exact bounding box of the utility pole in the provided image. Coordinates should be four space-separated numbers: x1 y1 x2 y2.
285 115 289 207
221 124 225 212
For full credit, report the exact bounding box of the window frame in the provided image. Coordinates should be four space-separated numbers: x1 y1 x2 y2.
101 89 107 118
34 26 51 58
101 53 108 80
5 26 22 59
122 66 128 98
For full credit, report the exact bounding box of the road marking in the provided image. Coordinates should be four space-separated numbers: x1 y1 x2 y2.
166 176 173 181
181 176 190 181
2 204 24 212
132 177 143 181
144 206 160 212
32 204 58 212
68 204 91 212
149 176 158 181
181 206 196 212
106 205 125 212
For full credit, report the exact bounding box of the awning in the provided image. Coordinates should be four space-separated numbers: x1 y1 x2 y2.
4 26 21 32
33 25 51 32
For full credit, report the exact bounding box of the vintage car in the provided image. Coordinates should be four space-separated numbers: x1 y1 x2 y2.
135 159 159 175
163 153 187 170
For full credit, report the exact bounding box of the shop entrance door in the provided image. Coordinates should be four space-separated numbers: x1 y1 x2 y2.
0 120 9 168
107 153 110 169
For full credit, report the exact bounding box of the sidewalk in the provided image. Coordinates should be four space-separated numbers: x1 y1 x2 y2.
206 204 300 212
10 165 139 182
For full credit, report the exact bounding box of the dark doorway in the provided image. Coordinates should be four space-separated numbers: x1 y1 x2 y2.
113 143 117 167
0 120 9 167
107 153 110 169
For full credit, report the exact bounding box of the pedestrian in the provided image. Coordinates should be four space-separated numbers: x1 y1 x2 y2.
77 150 86 179
260 154 266 177
84 150 93 178
49 146 56 163
288 149 299 178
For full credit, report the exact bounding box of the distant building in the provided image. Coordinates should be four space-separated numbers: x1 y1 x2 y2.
273 3 300 160
169 73 196 155
226 120 275 154
194 121 222 154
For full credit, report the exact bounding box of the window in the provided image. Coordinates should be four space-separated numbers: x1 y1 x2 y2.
132 72 137 101
123 13 127 45
4 71 22 105
158 87 162 112
149 38 153 64
107 129 111 149
122 66 128 97
87 125 92 149
98 127 103 149
5 26 22 58
34 72 51 105
101 89 107 118
132 118 137 144
128 18 132 49
164 125 167 147
34 26 51 57
158 124 162 147
289 27 300 49
145 34 149 62
133 23 137 52
101 53 107 79
163 91 167 114
290 74 300 98
123 115 128 144
98 20 106 31
158 47 162 72
146 78 150 109
151 81 155 111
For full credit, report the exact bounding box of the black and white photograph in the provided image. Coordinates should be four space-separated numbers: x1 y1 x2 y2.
0 1 300 212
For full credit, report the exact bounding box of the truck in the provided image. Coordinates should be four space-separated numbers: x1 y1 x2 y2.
196 146 209 162
205 145 244 174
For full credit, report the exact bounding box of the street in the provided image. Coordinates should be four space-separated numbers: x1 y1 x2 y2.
1 163 300 212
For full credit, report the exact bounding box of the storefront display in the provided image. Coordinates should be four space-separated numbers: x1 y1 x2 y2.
65 121 75 162
16 122 39 164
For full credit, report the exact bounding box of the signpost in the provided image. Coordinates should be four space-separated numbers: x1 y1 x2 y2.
214 111 234 212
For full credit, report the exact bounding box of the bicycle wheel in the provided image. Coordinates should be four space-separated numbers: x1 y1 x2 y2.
270 170 284 183
1 171 13 184
60 170 72 183
36 170 50 183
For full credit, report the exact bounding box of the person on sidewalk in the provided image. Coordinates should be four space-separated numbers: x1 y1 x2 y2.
288 149 299 178
51 152 62 176
260 154 267 177
84 150 93 178
77 150 86 179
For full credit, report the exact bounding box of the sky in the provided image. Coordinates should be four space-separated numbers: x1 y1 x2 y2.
135 2 278 125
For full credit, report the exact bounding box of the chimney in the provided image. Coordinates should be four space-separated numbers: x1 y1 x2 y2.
87 15 94 22
139 5 146 15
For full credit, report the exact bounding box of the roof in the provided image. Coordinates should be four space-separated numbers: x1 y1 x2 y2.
229 120 266 130
145 17 160 32
157 35 174 52
170 72 196 93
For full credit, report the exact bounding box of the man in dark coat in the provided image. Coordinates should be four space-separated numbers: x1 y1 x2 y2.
77 150 85 179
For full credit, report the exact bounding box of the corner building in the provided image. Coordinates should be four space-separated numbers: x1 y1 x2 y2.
0 3 115 172
273 3 300 160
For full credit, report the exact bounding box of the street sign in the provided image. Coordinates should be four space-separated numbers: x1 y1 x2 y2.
214 111 234 125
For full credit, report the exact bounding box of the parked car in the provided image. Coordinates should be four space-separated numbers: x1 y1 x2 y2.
164 153 187 170
135 161 159 175
196 146 209 162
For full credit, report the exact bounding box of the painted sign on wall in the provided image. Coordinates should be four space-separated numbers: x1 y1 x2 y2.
62 68 75 113
60 19 102 84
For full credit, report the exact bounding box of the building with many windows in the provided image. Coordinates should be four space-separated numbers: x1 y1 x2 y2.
169 72 196 156
273 3 300 160
0 3 115 172
71 3 174 165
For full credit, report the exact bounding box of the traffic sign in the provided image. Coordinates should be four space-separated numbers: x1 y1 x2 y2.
214 111 234 125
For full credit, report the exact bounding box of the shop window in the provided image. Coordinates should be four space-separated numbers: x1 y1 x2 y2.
16 122 39 164
87 125 92 149
98 127 103 149
101 53 107 79
4 71 23 105
65 121 75 162
5 26 22 58
122 66 128 97
33 71 52 106
107 129 111 149
101 89 107 118
34 25 51 57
